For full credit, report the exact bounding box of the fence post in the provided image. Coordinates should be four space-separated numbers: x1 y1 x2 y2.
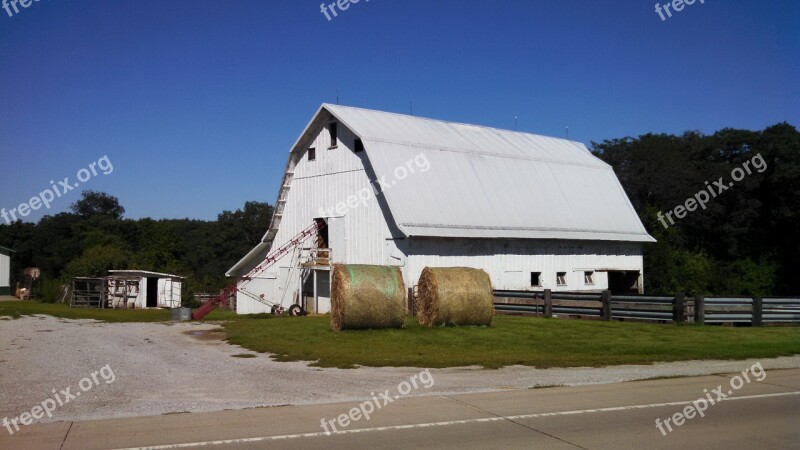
694 295 705 325
752 297 763 327
544 289 553 318
674 292 686 324
601 290 611 321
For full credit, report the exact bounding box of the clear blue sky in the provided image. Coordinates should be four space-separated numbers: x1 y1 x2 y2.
1 0 797 223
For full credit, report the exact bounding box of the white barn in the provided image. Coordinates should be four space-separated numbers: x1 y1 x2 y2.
0 246 12 296
227 105 655 314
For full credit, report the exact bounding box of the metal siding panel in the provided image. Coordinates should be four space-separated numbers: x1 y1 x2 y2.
235 124 393 311
405 239 643 292
0 254 9 288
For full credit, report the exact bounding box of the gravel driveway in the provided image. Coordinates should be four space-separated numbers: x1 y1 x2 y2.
1 315 798 424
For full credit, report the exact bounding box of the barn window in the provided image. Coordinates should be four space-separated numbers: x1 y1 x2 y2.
584 271 594 285
530 272 541 287
354 138 365 153
328 122 338 148
556 272 567 286
308 147 316 161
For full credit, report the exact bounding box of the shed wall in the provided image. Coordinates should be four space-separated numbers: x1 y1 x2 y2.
0 252 10 295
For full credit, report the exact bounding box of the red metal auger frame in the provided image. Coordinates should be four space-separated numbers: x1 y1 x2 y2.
191 221 325 320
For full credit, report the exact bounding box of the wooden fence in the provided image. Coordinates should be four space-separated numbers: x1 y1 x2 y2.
493 290 800 325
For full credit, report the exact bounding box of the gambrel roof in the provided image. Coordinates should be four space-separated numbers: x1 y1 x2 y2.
227 104 653 276
324 104 653 242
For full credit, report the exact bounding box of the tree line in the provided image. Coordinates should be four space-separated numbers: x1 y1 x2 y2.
592 122 799 296
0 191 272 303
1 122 797 300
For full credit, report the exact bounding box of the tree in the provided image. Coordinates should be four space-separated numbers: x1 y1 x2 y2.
70 191 125 219
593 123 800 295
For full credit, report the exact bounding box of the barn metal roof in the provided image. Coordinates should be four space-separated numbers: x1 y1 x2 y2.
108 270 185 279
227 104 654 277
323 104 655 243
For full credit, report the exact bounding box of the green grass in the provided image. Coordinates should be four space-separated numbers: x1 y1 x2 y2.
0 301 236 322
3 301 799 369
222 315 800 369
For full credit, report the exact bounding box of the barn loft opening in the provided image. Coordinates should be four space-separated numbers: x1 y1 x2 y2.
328 122 338 148
354 138 364 153
308 147 316 161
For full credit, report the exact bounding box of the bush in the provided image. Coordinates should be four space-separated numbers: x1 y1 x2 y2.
39 277 68 303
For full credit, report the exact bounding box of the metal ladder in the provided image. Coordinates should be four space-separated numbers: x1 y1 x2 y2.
192 221 325 319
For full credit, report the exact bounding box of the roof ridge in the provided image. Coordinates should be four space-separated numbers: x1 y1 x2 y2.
322 103 584 146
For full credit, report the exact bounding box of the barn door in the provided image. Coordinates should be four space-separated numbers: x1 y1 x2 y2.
327 216 347 263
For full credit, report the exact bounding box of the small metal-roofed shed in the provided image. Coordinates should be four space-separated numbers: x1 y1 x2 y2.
107 270 185 309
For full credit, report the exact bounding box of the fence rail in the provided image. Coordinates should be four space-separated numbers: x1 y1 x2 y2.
493 290 800 326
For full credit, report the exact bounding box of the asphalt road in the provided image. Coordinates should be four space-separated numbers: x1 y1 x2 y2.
3 369 799 450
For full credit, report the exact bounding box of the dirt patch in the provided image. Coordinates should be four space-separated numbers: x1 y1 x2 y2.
183 329 225 342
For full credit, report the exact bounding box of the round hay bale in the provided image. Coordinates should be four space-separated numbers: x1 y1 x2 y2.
417 267 494 327
331 264 406 331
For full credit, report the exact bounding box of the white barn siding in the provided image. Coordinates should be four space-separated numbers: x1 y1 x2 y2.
235 123 397 314
404 238 643 292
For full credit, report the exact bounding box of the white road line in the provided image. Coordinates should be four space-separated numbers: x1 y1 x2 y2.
113 391 800 450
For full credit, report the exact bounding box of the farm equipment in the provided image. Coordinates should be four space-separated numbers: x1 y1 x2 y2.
191 220 325 320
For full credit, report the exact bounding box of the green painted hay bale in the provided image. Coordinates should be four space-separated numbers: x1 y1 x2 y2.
418 267 494 327
331 264 406 331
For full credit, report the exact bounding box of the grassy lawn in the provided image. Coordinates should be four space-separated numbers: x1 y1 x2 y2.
223 315 800 369
3 301 799 369
0 300 236 322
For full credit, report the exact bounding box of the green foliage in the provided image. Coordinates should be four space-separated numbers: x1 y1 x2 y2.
0 191 272 296
39 276 68 304
63 245 131 279
713 259 777 297
594 123 800 295
70 190 125 219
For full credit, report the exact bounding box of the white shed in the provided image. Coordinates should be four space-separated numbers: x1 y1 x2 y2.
0 246 12 296
227 105 655 314
107 270 184 309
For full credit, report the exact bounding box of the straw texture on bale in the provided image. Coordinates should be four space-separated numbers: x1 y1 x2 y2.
417 267 494 327
331 264 406 331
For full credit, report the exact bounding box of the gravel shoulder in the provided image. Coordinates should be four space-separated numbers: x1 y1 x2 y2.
1 315 799 423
